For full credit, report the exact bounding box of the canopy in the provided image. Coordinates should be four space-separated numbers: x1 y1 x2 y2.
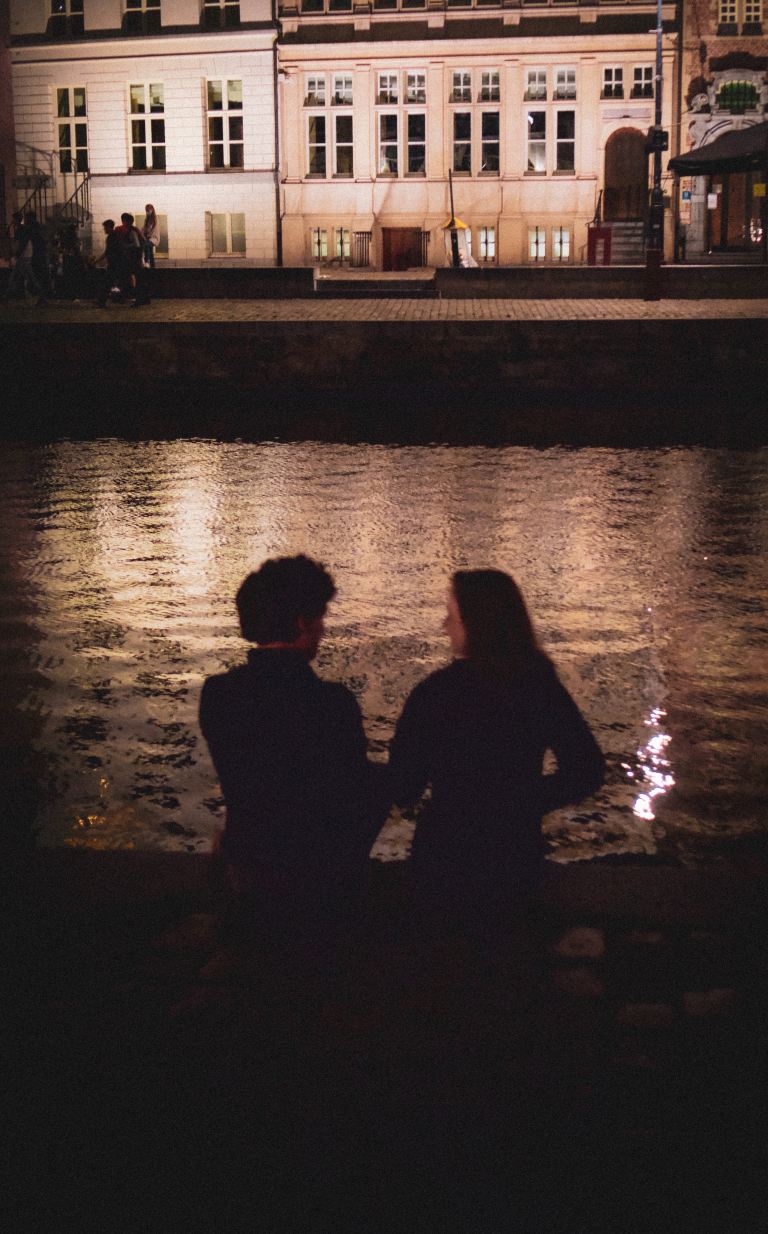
441 215 470 230
669 123 768 175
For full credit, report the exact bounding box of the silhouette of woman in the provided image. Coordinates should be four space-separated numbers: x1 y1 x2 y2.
388 569 605 932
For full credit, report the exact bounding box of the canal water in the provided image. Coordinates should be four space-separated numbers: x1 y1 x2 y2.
1 441 766 864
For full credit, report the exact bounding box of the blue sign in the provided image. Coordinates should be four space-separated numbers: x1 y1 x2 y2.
682 190 691 200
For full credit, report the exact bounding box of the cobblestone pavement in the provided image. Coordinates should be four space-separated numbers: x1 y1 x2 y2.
1 296 767 323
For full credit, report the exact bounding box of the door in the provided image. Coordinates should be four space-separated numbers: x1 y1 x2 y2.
382 228 422 271
603 128 648 221
708 172 762 251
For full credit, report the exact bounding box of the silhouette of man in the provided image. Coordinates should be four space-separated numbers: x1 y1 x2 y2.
199 555 383 935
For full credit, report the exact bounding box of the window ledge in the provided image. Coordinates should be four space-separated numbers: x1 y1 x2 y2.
205 166 245 173
128 167 167 174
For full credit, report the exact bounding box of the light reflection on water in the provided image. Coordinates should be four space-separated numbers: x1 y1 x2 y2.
1 441 766 863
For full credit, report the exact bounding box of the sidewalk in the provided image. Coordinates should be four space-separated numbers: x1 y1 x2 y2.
1 295 767 323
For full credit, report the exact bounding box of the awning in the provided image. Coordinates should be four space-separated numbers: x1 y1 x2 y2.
669 123 768 175
441 215 470 230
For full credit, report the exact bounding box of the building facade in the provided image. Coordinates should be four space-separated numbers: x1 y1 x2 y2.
278 4 678 268
9 0 279 264
8 0 680 267
680 0 767 256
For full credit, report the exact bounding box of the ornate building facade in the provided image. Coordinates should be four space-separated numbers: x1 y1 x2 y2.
680 0 767 256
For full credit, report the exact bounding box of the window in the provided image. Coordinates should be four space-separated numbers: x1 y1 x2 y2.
526 110 546 172
553 226 570 262
717 0 760 23
49 0 83 37
555 68 576 100
209 212 246 255
305 76 326 106
202 0 240 28
124 0 161 34
453 112 472 173
335 115 354 175
311 227 328 260
478 225 495 262
378 73 399 105
632 66 654 98
406 72 427 104
744 0 762 24
307 115 326 175
207 79 243 169
334 227 351 260
602 67 624 99
407 113 426 174
525 70 547 101
135 210 169 256
333 75 353 105
528 225 546 261
480 71 500 102
555 111 575 171
481 112 500 173
129 84 165 170
379 114 398 174
57 87 88 172
716 79 759 110
452 72 472 103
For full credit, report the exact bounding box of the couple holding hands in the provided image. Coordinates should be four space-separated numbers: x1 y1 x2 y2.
200 554 604 939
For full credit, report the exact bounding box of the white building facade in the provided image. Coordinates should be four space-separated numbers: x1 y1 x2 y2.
9 0 279 264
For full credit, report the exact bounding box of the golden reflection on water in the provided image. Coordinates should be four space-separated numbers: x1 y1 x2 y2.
1 442 767 861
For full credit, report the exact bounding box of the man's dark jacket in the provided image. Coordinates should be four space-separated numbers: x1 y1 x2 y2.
199 648 380 879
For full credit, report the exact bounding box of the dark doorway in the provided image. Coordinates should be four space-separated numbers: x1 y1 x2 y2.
382 228 422 271
603 128 648 221
708 172 763 251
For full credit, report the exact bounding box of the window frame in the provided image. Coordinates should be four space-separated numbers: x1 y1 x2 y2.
528 225 546 262
554 67 577 101
478 224 496 262
129 83 166 172
554 108 575 173
479 70 500 103
451 70 473 104
49 0 84 37
56 86 88 173
452 110 472 174
553 225 571 262
480 109 500 175
206 78 244 170
208 211 246 256
602 66 624 99
123 0 161 34
525 69 547 102
202 0 241 29
526 108 546 174
631 65 654 98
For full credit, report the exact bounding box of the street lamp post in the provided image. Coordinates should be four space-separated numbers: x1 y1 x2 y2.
645 0 665 297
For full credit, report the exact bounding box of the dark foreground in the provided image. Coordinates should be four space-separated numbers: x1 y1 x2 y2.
8 849 768 1232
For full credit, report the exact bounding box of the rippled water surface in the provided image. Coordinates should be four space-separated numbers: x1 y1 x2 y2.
1 442 766 862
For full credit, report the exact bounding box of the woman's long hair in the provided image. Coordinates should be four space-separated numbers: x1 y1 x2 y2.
452 569 548 677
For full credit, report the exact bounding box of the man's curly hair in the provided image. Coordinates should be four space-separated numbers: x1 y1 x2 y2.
236 555 336 644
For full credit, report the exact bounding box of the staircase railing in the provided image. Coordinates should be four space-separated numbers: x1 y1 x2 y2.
56 172 92 228
592 189 603 225
16 171 53 226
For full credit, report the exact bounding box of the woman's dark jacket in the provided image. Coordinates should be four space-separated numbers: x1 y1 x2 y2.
387 655 605 887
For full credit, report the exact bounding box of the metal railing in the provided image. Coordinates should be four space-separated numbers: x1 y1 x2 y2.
56 172 92 228
351 230 372 267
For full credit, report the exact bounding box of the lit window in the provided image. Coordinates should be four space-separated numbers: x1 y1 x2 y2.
602 67 624 99
334 227 351 260
528 225 546 261
307 115 327 175
526 110 546 172
632 66 654 98
332 75 353 105
335 115 353 175
555 68 576 100
451 71 472 103
305 76 326 106
124 0 161 34
480 71 500 102
207 79 244 169
378 73 399 105
479 225 495 261
129 84 165 171
311 227 328 260
209 212 246 255
555 110 575 171
202 0 241 29
525 69 547 101
57 87 88 173
379 113 398 174
481 112 500 173
453 112 471 173
553 225 570 261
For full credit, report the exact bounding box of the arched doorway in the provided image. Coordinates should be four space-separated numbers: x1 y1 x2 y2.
604 129 648 221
